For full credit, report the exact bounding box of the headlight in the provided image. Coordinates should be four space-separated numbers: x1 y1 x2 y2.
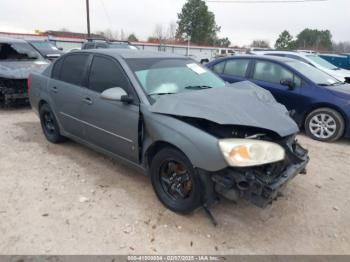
218 139 285 167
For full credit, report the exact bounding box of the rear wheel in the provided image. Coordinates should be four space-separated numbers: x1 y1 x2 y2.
39 103 65 143
150 148 202 214
305 108 345 142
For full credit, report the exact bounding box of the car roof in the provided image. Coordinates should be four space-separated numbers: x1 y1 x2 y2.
221 54 297 63
0 37 29 44
320 53 348 58
75 49 185 59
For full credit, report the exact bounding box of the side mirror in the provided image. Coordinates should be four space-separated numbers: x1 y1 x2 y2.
100 87 133 103
58 47 63 51
280 78 295 90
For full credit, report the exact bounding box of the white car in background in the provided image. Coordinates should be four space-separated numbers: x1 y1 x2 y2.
252 50 350 83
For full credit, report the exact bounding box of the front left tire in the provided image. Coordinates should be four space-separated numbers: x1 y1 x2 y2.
150 147 202 214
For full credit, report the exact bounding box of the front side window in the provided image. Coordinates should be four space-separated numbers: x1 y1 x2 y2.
212 61 225 74
59 54 89 85
223 59 249 77
88 56 130 93
126 58 226 100
253 61 294 84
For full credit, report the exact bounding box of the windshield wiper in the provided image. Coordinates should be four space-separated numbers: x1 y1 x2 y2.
184 85 213 90
148 92 177 96
317 82 343 86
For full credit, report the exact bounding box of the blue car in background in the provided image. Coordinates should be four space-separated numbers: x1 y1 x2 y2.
207 55 350 142
319 54 350 70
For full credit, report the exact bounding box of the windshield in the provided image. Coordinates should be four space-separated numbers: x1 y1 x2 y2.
0 42 40 61
126 58 226 99
30 41 58 51
286 60 341 86
306 55 338 70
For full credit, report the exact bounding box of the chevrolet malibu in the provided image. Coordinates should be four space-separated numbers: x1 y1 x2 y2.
28 49 309 215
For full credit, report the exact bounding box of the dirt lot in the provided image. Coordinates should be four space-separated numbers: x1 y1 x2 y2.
0 108 349 255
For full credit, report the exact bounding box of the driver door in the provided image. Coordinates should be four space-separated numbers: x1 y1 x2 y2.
250 60 304 112
80 55 140 163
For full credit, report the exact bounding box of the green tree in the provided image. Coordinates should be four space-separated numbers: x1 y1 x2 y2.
176 0 221 45
127 33 138 42
251 40 270 48
275 30 295 50
215 37 231 47
296 28 332 51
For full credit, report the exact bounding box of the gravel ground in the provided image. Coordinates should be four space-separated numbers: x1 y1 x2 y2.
0 108 349 255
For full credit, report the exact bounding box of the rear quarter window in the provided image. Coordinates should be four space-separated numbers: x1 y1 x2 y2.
52 58 64 79
59 54 90 86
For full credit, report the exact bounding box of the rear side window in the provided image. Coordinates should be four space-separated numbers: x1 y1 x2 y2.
223 59 249 77
88 56 131 93
212 61 225 74
52 58 63 79
59 54 90 86
83 43 95 49
96 43 108 49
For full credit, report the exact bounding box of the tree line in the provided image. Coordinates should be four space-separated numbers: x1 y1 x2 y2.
253 29 350 53
84 0 349 52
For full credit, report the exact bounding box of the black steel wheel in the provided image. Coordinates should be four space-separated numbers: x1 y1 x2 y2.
150 147 201 214
39 103 65 143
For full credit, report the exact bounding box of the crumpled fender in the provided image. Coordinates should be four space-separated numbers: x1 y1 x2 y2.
141 105 228 172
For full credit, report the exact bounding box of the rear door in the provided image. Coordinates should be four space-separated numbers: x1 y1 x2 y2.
49 53 91 138
221 58 251 83
249 59 305 112
210 59 251 83
80 54 140 163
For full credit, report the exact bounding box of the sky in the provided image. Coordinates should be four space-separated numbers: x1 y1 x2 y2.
0 0 349 46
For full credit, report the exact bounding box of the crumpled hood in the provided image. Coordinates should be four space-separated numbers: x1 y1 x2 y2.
149 81 299 137
0 60 49 79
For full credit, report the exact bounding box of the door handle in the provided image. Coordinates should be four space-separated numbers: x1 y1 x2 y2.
83 97 93 105
51 86 58 93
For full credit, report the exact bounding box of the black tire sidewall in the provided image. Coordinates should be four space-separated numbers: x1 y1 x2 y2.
305 108 344 142
39 104 62 143
150 148 202 214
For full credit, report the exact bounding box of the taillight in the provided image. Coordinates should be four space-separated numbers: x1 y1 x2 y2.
27 74 32 93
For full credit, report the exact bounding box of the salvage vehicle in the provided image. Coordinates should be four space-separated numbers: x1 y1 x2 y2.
27 40 65 61
0 37 49 107
28 50 309 220
207 55 350 142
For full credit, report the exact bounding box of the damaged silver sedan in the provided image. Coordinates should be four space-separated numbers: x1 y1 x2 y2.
29 50 309 219
0 37 49 106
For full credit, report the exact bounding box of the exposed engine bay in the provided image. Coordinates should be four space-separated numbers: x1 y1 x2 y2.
0 77 28 107
179 116 309 208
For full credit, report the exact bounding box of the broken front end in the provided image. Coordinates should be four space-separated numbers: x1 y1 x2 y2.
191 122 309 208
0 77 28 107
